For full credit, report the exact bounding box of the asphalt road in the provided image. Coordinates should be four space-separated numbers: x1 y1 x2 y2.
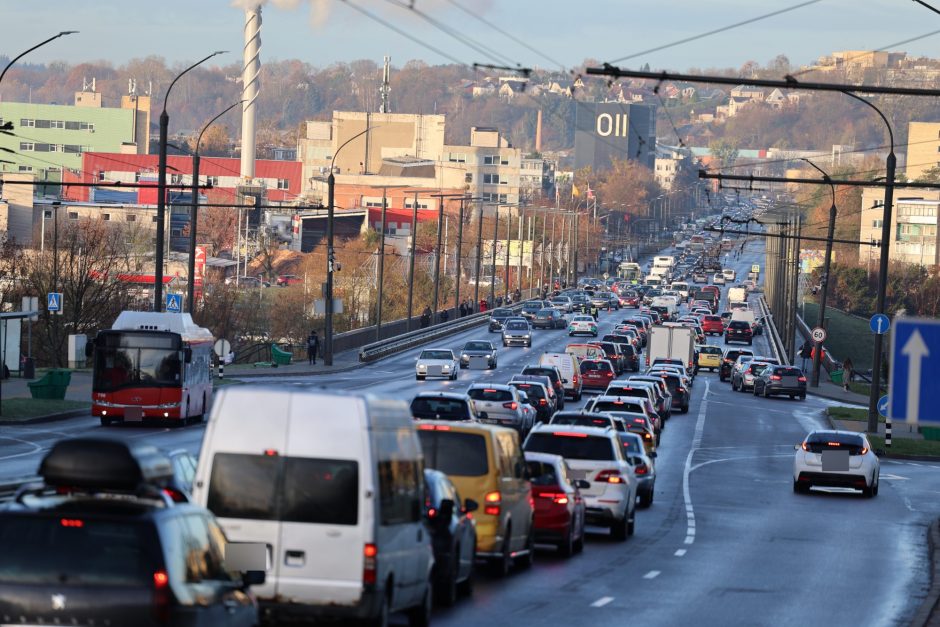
1 239 936 626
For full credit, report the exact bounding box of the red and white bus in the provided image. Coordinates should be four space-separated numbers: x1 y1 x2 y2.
89 311 214 426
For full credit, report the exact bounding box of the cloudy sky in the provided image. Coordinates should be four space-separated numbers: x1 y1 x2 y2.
3 0 937 73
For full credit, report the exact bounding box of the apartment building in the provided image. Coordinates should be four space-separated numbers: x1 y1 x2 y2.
860 186 939 267
906 121 940 181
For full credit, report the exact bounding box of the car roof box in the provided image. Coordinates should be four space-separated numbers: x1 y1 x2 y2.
39 437 174 491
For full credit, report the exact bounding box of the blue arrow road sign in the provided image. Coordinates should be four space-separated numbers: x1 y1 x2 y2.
889 317 940 425
870 313 890 335
46 292 62 312
877 395 889 418
165 293 182 313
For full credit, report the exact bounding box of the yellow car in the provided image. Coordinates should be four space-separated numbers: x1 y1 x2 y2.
696 344 723 372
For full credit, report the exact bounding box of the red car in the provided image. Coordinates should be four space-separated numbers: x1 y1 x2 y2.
619 291 640 307
702 315 725 336
276 274 302 286
579 359 616 390
525 452 587 556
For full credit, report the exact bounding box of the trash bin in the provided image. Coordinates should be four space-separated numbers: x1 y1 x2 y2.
46 369 72 400
830 369 844 385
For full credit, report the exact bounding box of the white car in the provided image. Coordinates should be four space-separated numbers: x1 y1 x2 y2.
712 273 726 285
793 430 880 497
415 348 458 380
523 424 638 541
568 315 598 337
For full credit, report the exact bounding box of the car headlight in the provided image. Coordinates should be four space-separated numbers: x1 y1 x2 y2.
486 354 492 359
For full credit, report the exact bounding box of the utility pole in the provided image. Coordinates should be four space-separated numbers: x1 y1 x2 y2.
432 197 445 321
573 211 580 287
324 171 335 365
473 199 484 309
504 209 512 300
406 191 418 329
375 191 387 340
454 196 465 314
490 205 499 305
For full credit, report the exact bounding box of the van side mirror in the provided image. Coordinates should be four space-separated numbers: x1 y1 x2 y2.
241 570 265 588
463 498 479 513
183 348 193 363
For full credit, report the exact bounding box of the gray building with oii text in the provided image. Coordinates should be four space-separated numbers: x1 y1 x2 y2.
573 102 656 172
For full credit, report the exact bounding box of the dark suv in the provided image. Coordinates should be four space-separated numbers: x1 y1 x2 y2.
0 438 262 627
719 348 754 381
488 308 514 332
724 320 753 345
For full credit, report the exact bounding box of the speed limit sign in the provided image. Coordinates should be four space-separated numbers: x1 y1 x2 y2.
810 327 827 343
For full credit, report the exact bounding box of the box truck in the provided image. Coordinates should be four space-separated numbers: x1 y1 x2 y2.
646 324 696 369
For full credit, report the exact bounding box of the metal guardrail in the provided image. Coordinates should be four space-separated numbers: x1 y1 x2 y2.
358 300 532 363
0 477 37 503
758 295 790 366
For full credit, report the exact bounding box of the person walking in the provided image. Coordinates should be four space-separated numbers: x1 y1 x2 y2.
459 301 467 318
306 330 320 365
421 306 432 328
842 356 854 391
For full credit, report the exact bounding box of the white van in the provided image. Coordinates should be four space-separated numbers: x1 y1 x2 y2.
539 352 583 401
192 386 433 626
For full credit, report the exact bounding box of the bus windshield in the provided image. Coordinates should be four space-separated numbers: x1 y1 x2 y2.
93 332 183 391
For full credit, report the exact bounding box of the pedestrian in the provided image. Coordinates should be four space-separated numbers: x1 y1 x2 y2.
514 288 521 302
799 340 812 371
306 330 320 365
842 357 854 391
421 306 432 328
479 298 487 313
440 309 450 323
496 295 503 307
459 301 467 318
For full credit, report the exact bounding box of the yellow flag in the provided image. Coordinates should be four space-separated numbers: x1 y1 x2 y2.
572 184 581 198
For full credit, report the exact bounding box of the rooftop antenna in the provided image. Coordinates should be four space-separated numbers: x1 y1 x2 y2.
379 55 391 113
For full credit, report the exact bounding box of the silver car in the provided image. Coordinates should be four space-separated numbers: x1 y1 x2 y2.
466 383 534 435
502 318 532 347
459 340 498 369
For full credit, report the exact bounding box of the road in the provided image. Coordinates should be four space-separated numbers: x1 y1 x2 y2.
0 239 935 626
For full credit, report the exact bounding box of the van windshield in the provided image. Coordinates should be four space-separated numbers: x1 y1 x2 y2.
207 453 359 525
524 433 616 461
417 431 488 476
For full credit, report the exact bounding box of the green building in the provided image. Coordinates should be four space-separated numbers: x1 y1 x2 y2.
0 90 150 180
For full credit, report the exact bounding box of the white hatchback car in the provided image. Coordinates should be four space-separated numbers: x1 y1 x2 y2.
415 348 458 380
793 430 880 497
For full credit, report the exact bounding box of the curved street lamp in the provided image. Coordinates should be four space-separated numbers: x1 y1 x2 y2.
0 31 78 88
154 50 227 312
186 100 244 313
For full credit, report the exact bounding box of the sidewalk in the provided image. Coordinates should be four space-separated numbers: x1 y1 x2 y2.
805 379 870 405
1 371 93 402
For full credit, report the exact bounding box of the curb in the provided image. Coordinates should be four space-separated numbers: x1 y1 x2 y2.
223 362 364 379
876 452 940 462
0 408 91 425
911 518 940 627
806 389 869 406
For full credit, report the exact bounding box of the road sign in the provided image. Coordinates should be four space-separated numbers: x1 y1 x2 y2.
870 313 890 335
602 272 609 280
213 339 231 358
46 292 62 312
889 317 940 425
877 395 889 418
751 264 760 274
810 327 827 343
165 293 182 313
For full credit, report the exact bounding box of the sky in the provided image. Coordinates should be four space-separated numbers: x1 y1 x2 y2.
2 0 938 74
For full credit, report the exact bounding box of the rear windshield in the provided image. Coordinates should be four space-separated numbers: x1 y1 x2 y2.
467 388 513 402
705 316 721 322
551 414 612 429
523 302 542 310
411 397 471 420
524 433 616 461
511 383 545 399
592 400 644 413
805 432 866 454
605 388 647 401
491 309 512 318
537 309 555 316
700 346 722 355
0 516 156 586
207 453 359 525
580 361 612 373
522 367 559 383
526 460 559 486
774 367 803 376
728 321 750 330
418 431 488 476
747 363 769 374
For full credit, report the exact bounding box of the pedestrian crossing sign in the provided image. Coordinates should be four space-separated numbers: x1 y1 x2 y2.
47 292 62 312
165 293 182 313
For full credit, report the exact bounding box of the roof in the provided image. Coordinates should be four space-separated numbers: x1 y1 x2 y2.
111 312 213 343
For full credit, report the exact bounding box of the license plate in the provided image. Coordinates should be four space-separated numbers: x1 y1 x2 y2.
427 365 443 376
469 356 489 369
125 406 143 422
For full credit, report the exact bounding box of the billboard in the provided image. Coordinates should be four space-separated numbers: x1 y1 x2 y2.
482 240 535 267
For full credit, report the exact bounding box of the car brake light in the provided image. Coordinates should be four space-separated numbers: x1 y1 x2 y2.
418 424 451 431
503 402 518 410
555 431 589 437
770 375 782 381
60 518 84 528
162 488 187 503
363 544 378 585
153 569 170 624
798 376 807 382
860 446 869 455
484 491 502 516
595 469 624 483
539 398 547 405
553 494 569 505
634 464 649 476
264 449 278 456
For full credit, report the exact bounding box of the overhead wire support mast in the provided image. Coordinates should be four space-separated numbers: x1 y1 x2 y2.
703 226 879 247
697 171 940 190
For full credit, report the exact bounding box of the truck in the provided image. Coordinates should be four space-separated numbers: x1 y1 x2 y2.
649 296 679 321
727 287 748 308
652 256 675 270
618 261 642 283
646 323 696 369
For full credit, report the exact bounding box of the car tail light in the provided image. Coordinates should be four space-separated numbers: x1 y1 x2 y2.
605 371 614 378
801 442 809 451
798 376 807 382
363 544 378 585
162 488 187 503
539 398 547 406
538 492 569 505
503 401 518 410
484 491 502 516
264 449 278 456
152 569 171 624
60 518 84 528
678 387 686 393
770 374 782 381
634 464 649 476
595 469 624 484
860 446 869 455
418 424 451 431
573 374 580 385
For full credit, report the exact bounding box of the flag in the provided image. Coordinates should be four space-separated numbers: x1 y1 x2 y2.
571 184 581 198
587 186 595 200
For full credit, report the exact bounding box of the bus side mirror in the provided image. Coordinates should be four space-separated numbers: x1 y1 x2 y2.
183 348 193 363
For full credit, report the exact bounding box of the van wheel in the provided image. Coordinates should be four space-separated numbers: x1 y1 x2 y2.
491 534 512 578
575 390 582 402
407 582 432 627
366 591 390 627
518 526 535 569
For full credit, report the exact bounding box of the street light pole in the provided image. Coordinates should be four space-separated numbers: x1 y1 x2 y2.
474 200 484 310
407 191 419 329
490 205 500 305
454 196 466 314
376 190 388 340
154 50 226 312
187 100 243 313
803 159 837 388
0 31 78 91
432 198 445 322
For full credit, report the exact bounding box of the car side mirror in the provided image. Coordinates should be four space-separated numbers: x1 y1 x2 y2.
573 479 590 490
241 570 265 588
479 411 488 420
463 498 479 513
650 451 658 458
794 444 801 450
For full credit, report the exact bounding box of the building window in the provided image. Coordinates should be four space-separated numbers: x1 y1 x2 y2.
34 143 51 152
207 176 219 186
68 211 79 220
499 193 508 203
277 179 289 190
65 121 81 130
19 142 33 151
152 215 159 222
20 118 34 127
126 215 137 222
873 219 883 228
102 213 111 221
447 152 466 163
64 145 82 154
170 174 184 185
17 165 32 172
80 122 94 131
51 120 65 129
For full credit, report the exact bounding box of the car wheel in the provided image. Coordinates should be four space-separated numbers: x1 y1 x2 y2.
575 390 582 401
747 340 753 345
753 385 759 396
491 535 512 578
436 554 459 607
639 487 653 508
682 404 689 414
568 332 573 336
610 513 629 541
793 480 809 494
626 504 636 536
872 473 879 497
406 581 433 627
800 394 806 400
451 371 458 380
559 523 575 557
416 375 425 381
99 416 112 427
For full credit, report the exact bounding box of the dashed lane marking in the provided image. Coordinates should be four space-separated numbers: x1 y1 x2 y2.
643 571 661 579
590 597 614 608
674 549 687 557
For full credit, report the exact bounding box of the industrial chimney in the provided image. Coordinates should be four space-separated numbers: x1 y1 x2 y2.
535 109 543 153
240 5 262 180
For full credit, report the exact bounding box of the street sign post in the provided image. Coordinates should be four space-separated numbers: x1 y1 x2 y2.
165 293 182 313
213 339 231 358
889 317 940 425
751 264 760 274
870 313 890 335
811 327 827 343
47 292 62 313
877 395 889 418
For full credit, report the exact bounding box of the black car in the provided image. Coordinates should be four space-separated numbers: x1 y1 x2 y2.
754 365 807 400
619 343 641 372
652 371 690 413
532 308 566 329
725 320 753 345
0 438 262 627
424 469 477 606
520 365 566 410
595 341 625 374
488 308 514 332
719 348 754 381
521 300 549 320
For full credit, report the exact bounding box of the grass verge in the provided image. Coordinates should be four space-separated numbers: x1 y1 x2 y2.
0 398 90 421
827 406 884 423
800 302 874 371
868 435 940 458
213 378 242 388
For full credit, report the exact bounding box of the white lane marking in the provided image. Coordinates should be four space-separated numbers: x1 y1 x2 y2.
681 378 709 548
0 436 45 461
674 549 687 557
881 473 909 481
690 453 793 473
643 570 661 579
590 596 614 608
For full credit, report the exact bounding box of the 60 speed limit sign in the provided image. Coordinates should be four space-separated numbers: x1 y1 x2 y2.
810 327 827 343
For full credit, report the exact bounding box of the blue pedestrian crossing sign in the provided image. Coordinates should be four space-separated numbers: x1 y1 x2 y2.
889 317 940 425
46 292 62 312
870 313 890 335
877 395 889 418
165 293 183 313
